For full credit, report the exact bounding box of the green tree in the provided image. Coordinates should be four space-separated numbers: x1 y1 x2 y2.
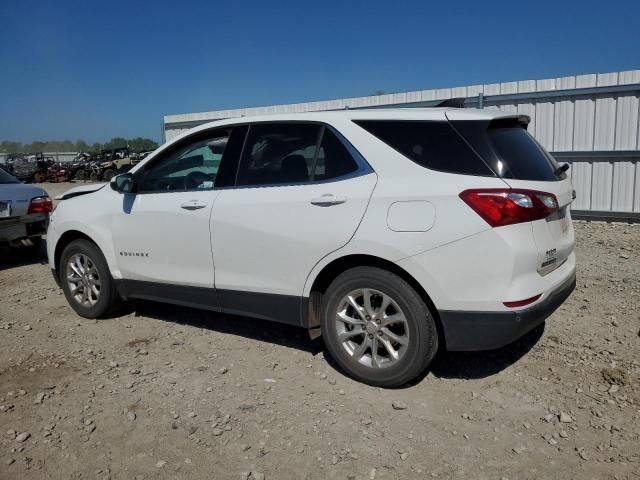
28 141 47 153
75 140 90 152
129 137 158 152
105 137 128 149
0 141 23 153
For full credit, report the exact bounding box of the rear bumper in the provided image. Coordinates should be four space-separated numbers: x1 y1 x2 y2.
440 271 576 351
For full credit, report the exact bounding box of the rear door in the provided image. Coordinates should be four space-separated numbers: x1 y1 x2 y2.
450 114 575 275
211 122 376 320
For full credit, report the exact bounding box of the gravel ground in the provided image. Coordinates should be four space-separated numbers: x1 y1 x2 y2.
0 183 638 479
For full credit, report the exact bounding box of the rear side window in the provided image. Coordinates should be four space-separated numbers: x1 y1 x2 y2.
314 128 359 180
354 120 493 176
236 123 319 186
452 119 563 181
235 123 361 187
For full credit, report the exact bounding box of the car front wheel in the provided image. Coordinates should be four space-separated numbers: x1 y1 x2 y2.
321 266 439 387
59 239 122 318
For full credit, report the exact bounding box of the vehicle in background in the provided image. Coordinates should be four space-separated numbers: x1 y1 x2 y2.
0 167 52 248
11 153 58 182
12 155 39 182
89 148 135 182
68 153 100 181
48 108 576 387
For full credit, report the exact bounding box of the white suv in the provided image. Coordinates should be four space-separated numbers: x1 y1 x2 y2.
47 108 576 387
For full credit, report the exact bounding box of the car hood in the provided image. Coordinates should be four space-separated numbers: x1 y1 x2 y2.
55 183 106 200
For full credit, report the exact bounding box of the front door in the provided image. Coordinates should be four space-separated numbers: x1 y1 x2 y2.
112 128 233 288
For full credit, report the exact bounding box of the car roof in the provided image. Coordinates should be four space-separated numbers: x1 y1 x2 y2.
187 107 526 133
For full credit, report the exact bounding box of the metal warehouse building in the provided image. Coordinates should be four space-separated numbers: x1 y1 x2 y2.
164 70 640 222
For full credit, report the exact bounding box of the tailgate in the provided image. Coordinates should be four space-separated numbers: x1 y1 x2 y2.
503 177 575 275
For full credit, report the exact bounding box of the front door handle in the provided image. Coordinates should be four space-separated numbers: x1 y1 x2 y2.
180 200 207 210
310 194 347 206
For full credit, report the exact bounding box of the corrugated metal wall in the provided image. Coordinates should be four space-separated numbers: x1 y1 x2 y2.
163 70 640 220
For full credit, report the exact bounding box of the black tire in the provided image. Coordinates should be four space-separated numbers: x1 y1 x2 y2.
102 169 115 182
89 171 100 182
74 168 86 181
321 266 438 387
59 239 122 318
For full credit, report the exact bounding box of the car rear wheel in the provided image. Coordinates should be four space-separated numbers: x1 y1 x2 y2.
102 169 116 182
74 168 86 181
59 239 122 318
321 266 438 387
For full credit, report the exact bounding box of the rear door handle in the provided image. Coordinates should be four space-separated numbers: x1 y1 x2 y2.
310 194 347 206
180 200 207 210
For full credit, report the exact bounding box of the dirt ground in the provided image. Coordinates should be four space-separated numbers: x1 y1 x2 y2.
1 182 638 480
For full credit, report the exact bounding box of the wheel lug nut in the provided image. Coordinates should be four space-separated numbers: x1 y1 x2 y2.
368 334 373 339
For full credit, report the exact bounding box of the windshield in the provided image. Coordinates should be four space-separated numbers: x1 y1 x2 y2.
0 167 20 184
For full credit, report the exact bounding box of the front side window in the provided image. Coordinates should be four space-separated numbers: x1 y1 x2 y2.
138 130 230 192
235 123 361 187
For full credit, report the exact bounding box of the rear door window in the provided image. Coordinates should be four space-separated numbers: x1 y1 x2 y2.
235 123 319 186
354 120 494 176
234 123 361 187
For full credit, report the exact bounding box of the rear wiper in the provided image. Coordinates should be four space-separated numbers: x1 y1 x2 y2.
554 163 569 176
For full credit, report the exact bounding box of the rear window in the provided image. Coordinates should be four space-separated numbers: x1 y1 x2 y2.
452 119 563 181
354 120 494 176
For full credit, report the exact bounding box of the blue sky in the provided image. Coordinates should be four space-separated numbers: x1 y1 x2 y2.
1 0 638 143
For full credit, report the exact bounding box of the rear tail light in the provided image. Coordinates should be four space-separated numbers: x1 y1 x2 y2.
503 294 542 308
459 188 558 227
27 196 53 214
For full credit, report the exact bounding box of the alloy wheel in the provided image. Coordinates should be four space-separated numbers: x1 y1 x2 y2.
66 253 101 307
335 288 410 368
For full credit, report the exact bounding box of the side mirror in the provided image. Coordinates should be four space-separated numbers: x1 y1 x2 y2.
111 173 135 193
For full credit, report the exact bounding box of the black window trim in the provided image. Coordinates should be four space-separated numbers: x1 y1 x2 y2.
353 119 498 179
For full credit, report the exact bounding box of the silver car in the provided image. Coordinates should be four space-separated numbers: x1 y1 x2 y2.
0 167 52 247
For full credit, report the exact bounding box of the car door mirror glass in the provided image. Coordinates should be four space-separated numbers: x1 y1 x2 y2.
111 173 135 193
